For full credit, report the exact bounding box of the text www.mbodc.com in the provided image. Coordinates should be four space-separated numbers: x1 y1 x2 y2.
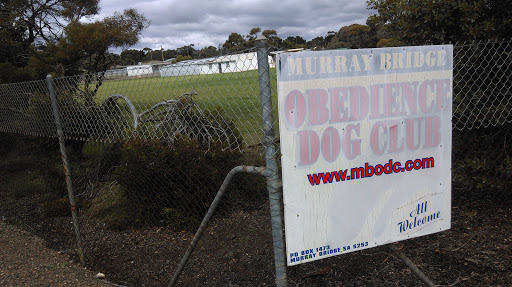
307 157 435 186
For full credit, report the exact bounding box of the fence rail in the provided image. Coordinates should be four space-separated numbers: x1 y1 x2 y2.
0 39 511 286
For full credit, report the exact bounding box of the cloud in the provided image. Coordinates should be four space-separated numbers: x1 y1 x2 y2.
92 0 372 52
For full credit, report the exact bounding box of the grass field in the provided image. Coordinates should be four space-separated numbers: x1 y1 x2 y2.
94 69 279 146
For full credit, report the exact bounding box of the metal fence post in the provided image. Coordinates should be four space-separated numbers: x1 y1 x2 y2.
46 75 85 266
255 35 287 287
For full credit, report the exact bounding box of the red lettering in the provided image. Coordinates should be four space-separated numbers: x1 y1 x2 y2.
400 81 418 116
307 173 322 185
307 89 329 125
375 164 384 175
349 86 369 121
419 80 434 113
435 79 451 111
321 127 341 162
370 121 387 155
365 163 374 177
334 169 348 182
424 116 441 147
406 118 422 151
392 161 401 173
342 124 361 160
285 90 306 128
384 83 400 117
388 120 404 153
298 130 319 165
383 159 393 174
369 84 384 119
329 87 348 123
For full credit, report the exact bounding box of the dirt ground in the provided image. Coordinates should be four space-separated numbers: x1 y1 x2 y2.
0 221 109 286
0 192 511 287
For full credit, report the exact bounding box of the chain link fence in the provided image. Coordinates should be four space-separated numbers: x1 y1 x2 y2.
451 40 512 202
0 39 511 286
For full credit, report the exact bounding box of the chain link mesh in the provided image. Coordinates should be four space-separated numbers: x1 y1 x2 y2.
451 39 512 202
453 40 512 130
0 40 511 286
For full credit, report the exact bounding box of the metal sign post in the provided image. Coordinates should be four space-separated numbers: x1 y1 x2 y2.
256 35 288 287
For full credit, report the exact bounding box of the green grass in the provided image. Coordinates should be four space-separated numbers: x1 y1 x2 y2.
93 69 279 146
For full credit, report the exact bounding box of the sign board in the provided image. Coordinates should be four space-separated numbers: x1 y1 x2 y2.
277 45 453 266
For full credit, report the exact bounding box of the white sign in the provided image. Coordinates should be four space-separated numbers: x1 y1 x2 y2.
277 46 453 266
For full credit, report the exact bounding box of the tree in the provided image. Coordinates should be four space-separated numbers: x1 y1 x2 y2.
43 8 149 96
55 9 149 74
143 47 153 61
367 0 512 45
222 33 246 53
307 36 326 50
325 31 336 44
9 0 99 44
198 46 218 58
3 4 149 82
60 0 100 21
249 27 261 37
262 29 281 47
282 36 307 50
175 55 192 62
108 52 121 66
365 15 393 48
163 49 177 60
120 49 145 65
0 4 32 82
306 31 337 50
177 44 196 58
0 0 99 82
0 3 28 66
245 27 262 47
327 24 377 49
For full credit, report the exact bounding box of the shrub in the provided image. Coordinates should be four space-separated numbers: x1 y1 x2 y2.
114 137 245 228
86 182 129 229
111 103 264 228
452 124 512 203
42 197 71 217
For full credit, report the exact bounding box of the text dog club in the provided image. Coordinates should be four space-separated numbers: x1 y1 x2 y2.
284 79 451 165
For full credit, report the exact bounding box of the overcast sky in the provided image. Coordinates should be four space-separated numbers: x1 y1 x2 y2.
90 0 374 52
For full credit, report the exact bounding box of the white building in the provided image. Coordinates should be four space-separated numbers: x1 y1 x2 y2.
126 64 153 77
107 52 276 78
160 52 275 77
